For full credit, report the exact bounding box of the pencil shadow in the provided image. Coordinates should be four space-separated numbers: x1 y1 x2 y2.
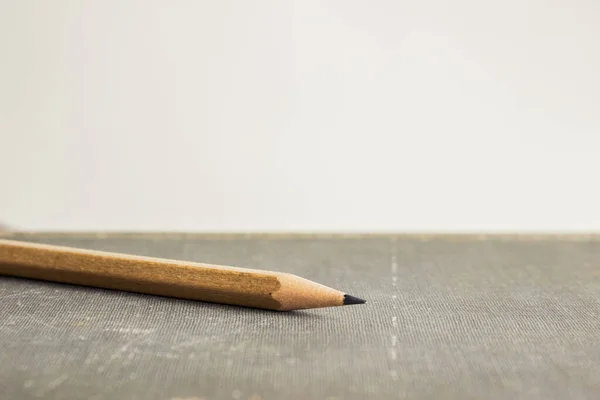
163 295 327 319
194 301 328 319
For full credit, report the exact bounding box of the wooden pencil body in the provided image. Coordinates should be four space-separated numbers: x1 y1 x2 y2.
0 239 344 311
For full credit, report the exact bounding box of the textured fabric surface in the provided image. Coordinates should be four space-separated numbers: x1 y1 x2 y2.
1 234 599 400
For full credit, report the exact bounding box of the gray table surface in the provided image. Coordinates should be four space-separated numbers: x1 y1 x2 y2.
1 233 599 400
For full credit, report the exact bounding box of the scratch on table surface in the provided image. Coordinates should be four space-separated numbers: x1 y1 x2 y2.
389 237 398 380
170 397 206 400
88 380 130 400
104 327 155 335
97 332 151 373
97 341 135 373
22 308 58 330
34 374 68 397
170 336 209 350
83 351 99 366
0 289 39 300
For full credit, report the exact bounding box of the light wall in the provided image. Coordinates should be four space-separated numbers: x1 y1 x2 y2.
1 1 599 231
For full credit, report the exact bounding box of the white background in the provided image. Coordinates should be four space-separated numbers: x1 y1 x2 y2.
1 1 599 231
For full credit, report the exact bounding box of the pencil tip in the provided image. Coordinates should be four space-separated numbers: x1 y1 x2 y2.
343 294 366 305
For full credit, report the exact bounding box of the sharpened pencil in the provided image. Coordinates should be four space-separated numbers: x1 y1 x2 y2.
0 239 365 311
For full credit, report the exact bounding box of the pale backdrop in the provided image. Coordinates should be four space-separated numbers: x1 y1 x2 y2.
1 1 599 231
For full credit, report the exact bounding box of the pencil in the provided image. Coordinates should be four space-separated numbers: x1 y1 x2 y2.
0 239 365 311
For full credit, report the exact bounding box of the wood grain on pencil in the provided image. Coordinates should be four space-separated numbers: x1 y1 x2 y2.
0 239 365 311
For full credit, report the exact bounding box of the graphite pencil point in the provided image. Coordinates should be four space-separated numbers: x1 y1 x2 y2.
343 294 366 305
